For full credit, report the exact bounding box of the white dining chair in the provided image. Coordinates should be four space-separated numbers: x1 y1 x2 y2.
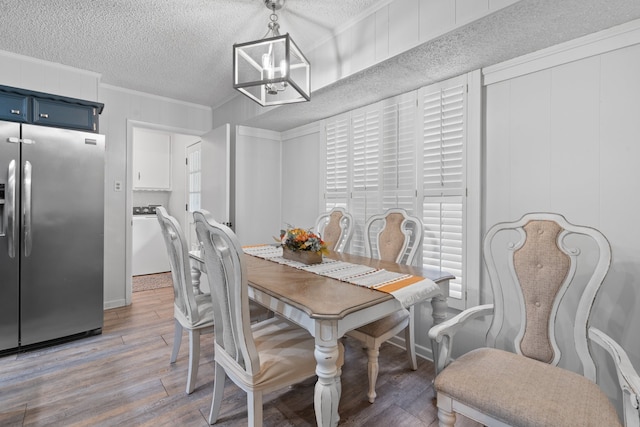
429 212 640 426
315 207 354 252
193 209 344 427
346 208 423 403
156 206 214 395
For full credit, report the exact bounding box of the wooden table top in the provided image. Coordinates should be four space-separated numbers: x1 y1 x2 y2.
245 250 454 320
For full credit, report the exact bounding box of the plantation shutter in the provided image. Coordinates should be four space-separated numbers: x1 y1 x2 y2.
324 113 350 212
420 75 467 301
381 92 417 215
350 104 381 254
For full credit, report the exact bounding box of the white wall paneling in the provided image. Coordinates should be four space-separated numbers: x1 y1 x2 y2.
388 0 420 57
483 30 640 417
419 0 455 43
506 71 552 214
456 0 489 26
235 126 282 246
350 13 377 75
375 6 390 63
0 50 99 101
281 122 323 230
200 124 231 224
548 57 601 223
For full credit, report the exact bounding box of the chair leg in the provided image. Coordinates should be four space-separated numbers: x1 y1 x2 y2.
405 306 417 370
247 390 264 427
436 394 456 427
186 329 201 394
438 407 456 427
170 319 183 363
365 346 380 403
208 363 226 425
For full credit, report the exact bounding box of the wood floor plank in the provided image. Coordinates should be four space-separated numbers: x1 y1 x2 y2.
0 286 482 426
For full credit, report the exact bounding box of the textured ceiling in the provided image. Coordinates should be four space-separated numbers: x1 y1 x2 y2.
1 0 640 132
0 0 382 107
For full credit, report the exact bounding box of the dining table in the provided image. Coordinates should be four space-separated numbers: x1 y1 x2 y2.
189 248 453 427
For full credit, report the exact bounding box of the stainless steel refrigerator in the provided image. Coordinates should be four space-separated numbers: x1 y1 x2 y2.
0 120 105 353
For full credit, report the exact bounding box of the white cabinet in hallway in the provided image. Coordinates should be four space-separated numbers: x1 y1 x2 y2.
132 128 171 190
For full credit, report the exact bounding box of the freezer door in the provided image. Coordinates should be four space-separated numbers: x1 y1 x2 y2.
20 124 105 346
0 121 21 352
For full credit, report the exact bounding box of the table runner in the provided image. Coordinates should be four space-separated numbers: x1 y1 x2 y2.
243 245 440 308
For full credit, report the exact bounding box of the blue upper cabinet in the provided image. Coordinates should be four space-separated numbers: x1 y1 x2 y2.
0 91 29 123
0 85 103 133
33 98 98 132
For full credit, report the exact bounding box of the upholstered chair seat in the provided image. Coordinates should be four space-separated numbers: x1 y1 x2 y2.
436 347 621 427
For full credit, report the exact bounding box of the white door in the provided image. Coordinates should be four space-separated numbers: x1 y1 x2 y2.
185 141 202 250
201 123 231 225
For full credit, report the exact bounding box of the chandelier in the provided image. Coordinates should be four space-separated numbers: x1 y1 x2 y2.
233 0 310 106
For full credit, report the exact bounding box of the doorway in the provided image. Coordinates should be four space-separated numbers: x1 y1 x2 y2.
125 120 201 304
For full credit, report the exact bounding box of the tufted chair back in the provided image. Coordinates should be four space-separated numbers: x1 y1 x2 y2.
364 208 423 266
483 212 610 375
315 207 354 252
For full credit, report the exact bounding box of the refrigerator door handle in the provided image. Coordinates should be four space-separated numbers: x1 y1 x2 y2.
23 160 32 257
6 159 17 258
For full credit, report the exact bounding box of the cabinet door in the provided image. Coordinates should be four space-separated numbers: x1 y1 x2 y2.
32 98 98 131
0 92 29 123
132 128 171 190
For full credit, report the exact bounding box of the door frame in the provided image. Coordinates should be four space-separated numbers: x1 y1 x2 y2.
185 140 202 251
124 119 203 305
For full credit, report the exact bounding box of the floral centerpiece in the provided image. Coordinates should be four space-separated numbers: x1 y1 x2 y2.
277 225 328 265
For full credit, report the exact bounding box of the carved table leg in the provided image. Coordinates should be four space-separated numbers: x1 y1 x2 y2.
431 291 448 375
314 320 341 427
430 292 448 326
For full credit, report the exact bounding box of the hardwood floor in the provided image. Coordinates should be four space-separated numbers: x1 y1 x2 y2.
0 287 482 426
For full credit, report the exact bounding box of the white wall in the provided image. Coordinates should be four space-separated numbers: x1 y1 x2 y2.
234 126 282 245
483 24 640 410
0 51 99 101
100 85 212 308
280 123 322 229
